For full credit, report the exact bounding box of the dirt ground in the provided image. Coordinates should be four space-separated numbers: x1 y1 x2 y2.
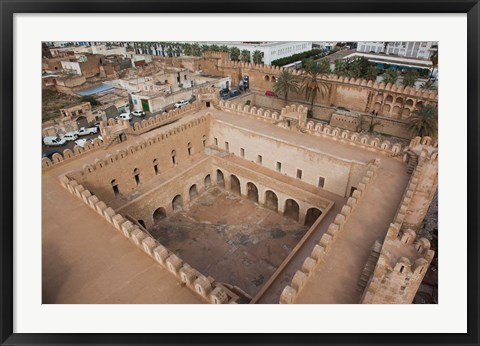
42 89 81 122
150 187 309 297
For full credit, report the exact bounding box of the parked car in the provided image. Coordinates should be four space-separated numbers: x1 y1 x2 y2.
43 136 67 147
229 89 241 97
76 126 98 136
74 138 92 148
265 90 277 97
219 89 229 98
131 110 145 117
175 99 189 108
115 112 133 121
62 132 78 141
42 150 61 159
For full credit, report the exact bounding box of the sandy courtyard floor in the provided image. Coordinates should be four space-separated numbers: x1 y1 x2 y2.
150 187 310 297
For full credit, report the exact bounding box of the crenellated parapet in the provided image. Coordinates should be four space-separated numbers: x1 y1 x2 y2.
218 100 281 122
41 137 105 171
74 115 209 178
59 174 240 304
279 160 381 303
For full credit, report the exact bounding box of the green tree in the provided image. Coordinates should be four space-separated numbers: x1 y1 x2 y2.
301 63 330 113
219 45 230 52
383 69 398 85
334 60 349 76
317 58 331 74
273 69 299 105
230 47 240 61
252 50 263 64
241 50 251 63
191 43 201 56
421 80 437 90
183 43 192 56
365 65 378 81
403 70 419 87
200 44 210 53
210 44 220 52
408 104 438 138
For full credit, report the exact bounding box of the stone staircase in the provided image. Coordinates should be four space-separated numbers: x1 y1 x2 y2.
406 150 419 174
357 240 382 294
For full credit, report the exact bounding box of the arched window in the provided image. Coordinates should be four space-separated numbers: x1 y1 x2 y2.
153 158 159 175
133 168 140 185
171 150 176 165
111 179 119 196
187 142 192 156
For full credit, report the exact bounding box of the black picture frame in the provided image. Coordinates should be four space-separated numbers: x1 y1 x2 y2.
1 1 478 345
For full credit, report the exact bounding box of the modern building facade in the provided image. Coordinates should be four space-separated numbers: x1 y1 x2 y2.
356 41 437 60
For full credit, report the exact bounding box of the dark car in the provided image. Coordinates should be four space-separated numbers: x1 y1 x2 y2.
220 89 229 99
42 150 62 160
229 89 241 97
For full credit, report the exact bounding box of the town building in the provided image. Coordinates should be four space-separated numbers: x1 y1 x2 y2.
356 41 437 60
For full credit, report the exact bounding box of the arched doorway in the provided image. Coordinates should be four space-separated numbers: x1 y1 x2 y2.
284 199 299 222
138 220 146 229
230 175 241 195
204 175 211 190
76 115 88 128
189 184 198 199
172 194 183 211
265 190 278 212
216 170 225 188
133 168 140 185
304 208 322 227
153 207 166 223
246 182 258 203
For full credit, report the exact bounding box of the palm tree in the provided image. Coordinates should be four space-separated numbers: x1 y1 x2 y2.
301 63 330 114
383 69 398 85
365 65 378 81
183 43 192 56
334 60 349 77
408 104 438 138
230 47 240 61
421 80 437 90
191 43 201 57
317 58 331 74
402 70 419 87
273 69 299 105
252 50 263 64
240 50 251 63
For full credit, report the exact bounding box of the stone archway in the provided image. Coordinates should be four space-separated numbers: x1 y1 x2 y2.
153 207 167 223
304 207 322 227
246 182 259 203
284 199 300 222
189 184 198 199
265 190 278 212
172 194 183 211
216 170 225 188
230 175 241 196
204 174 211 190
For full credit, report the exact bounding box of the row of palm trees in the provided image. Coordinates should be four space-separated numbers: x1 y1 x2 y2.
272 63 438 138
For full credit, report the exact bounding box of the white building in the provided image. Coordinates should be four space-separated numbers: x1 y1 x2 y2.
197 41 313 65
356 41 437 60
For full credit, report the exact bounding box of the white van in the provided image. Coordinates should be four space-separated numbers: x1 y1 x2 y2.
62 132 78 141
116 112 133 121
43 136 67 147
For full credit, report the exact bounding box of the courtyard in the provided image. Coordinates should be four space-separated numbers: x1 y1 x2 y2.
149 187 310 298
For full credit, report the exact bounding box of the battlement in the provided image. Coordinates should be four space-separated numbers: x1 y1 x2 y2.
279 160 381 303
73 115 209 178
202 51 229 60
217 59 438 101
42 137 105 171
59 174 239 304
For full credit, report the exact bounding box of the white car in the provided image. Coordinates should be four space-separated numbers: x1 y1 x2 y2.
43 136 67 147
76 127 98 136
115 112 133 121
74 138 92 148
131 110 145 117
62 132 78 141
174 99 189 108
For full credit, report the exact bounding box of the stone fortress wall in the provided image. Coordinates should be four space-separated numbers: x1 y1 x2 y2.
58 174 239 304
279 136 437 304
360 136 437 303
